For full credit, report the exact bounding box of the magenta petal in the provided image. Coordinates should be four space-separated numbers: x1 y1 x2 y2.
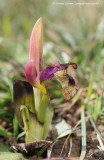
40 66 60 81
40 62 78 82
25 18 43 86
28 18 43 82
25 62 37 86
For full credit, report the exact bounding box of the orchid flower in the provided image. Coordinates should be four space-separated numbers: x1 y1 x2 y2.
14 18 77 144
25 17 77 100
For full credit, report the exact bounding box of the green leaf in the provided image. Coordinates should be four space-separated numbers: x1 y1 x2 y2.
0 143 10 152
0 127 12 138
13 80 35 126
16 131 26 140
13 115 19 136
0 152 25 160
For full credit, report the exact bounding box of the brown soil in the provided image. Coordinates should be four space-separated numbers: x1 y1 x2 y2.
45 101 104 160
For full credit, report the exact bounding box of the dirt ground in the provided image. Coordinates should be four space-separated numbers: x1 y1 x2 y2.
44 101 104 160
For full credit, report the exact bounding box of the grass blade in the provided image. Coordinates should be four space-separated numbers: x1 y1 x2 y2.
88 111 104 142
80 107 86 160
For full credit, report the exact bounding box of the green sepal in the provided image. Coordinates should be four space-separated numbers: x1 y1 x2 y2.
13 115 19 137
43 105 53 139
37 94 50 123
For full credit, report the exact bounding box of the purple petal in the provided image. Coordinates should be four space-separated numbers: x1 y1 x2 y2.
40 62 77 82
40 66 60 81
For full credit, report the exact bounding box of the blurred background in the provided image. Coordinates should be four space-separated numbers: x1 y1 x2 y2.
0 0 104 126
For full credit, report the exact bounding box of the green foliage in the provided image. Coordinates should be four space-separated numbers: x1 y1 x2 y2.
0 143 24 160
13 115 19 136
0 128 12 138
0 143 10 152
83 75 104 121
0 152 24 160
89 96 103 121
